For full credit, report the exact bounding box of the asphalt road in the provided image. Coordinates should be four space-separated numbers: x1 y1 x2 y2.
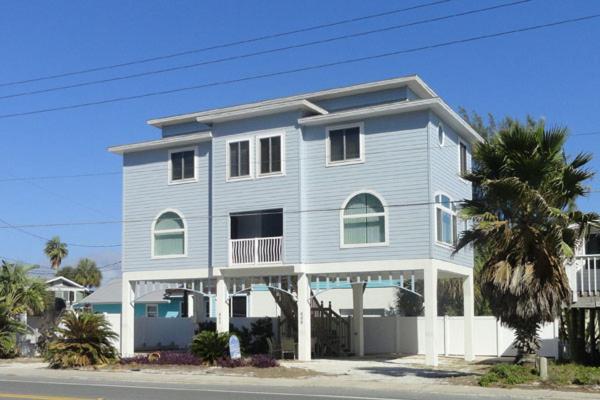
0 376 525 400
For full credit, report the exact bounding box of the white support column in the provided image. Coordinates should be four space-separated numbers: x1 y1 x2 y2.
463 272 475 362
216 277 230 333
424 266 438 366
297 272 312 361
351 282 365 357
120 277 135 357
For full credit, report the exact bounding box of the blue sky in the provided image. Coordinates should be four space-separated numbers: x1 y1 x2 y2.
0 0 598 282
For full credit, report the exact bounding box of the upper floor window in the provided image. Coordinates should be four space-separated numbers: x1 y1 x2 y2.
327 123 364 166
169 149 196 183
341 192 387 248
459 140 468 176
153 211 186 257
435 194 457 246
438 124 445 146
228 140 251 179
259 135 283 175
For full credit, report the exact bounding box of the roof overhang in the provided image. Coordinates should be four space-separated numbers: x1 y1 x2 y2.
147 75 437 128
108 131 212 155
298 98 484 144
45 276 89 291
194 99 328 124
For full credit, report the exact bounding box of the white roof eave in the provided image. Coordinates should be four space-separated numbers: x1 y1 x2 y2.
298 98 484 144
108 131 212 155
147 75 434 128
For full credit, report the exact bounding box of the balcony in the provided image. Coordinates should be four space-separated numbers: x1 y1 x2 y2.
230 236 283 265
573 255 600 296
229 209 283 266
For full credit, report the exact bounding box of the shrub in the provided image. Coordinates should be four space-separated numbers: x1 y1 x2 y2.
45 311 118 368
249 354 278 368
196 320 216 333
549 363 600 386
249 318 273 354
190 331 229 365
216 357 246 368
478 364 535 386
121 351 202 366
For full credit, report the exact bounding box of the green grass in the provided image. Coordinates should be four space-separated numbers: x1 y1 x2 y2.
479 362 600 387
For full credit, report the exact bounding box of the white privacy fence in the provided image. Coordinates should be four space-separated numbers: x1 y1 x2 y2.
229 237 283 265
364 316 560 358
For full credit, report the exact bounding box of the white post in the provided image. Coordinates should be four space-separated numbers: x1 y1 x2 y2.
351 281 365 356
216 277 230 333
496 318 502 357
463 272 475 362
444 315 450 357
297 272 312 361
121 277 135 357
424 266 438 366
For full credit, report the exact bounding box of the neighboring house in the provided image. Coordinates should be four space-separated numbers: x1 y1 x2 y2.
108 75 482 365
566 225 600 307
78 279 186 318
45 276 91 309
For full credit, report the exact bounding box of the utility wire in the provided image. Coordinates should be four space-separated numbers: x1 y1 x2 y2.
0 0 452 89
0 13 598 120
0 0 532 100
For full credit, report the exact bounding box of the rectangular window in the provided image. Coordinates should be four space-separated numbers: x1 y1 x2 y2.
230 295 247 317
259 136 282 175
459 141 468 176
328 125 362 164
146 304 158 318
436 208 457 246
170 150 195 182
229 140 250 178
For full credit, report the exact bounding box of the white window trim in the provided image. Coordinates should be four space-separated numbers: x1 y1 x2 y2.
168 146 198 185
326 122 365 167
434 192 456 249
339 189 389 249
437 123 445 147
230 294 249 318
146 304 158 318
457 138 470 181
151 208 188 259
256 132 286 178
226 137 254 182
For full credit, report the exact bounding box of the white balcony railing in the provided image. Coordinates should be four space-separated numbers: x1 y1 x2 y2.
229 236 283 265
572 255 600 296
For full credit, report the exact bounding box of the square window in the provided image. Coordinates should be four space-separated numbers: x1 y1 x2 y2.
328 125 363 165
229 140 251 178
170 150 195 182
231 295 247 317
146 304 158 318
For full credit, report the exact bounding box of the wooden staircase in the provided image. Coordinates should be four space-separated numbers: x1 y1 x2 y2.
268 285 352 357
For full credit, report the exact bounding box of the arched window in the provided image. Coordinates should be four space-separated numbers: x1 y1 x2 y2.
153 211 186 257
341 192 387 247
435 194 457 246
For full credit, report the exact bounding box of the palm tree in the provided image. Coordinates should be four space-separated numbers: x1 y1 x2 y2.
45 311 117 368
456 121 598 360
74 258 102 288
0 262 48 357
44 236 68 271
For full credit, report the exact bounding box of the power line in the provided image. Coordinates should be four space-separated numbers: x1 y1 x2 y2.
0 13 598 120
0 0 532 101
0 0 452 89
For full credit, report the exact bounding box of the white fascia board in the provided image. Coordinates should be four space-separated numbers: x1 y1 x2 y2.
298 98 484 144
195 100 327 124
45 276 87 290
108 132 212 155
147 75 434 127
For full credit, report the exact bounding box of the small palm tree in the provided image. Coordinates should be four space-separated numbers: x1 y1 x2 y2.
456 121 598 360
45 311 118 368
44 236 68 271
74 258 102 288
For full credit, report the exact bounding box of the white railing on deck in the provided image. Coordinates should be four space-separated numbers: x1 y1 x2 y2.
229 237 283 265
575 255 600 296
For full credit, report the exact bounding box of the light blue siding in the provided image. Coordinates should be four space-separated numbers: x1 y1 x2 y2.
210 112 302 267
92 300 183 317
122 142 211 271
428 112 474 267
313 87 410 112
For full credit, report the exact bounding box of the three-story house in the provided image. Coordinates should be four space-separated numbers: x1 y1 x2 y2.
109 75 482 365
